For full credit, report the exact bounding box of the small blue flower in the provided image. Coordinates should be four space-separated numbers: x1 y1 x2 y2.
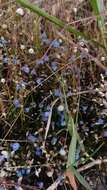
24 107 30 113
51 137 57 145
36 77 43 85
2 56 8 64
0 155 5 163
54 88 62 97
41 32 50 45
35 147 42 157
43 55 49 62
27 134 37 143
42 111 50 121
31 68 36 75
103 130 107 137
0 38 8 47
13 99 21 108
36 59 44 65
52 39 60 48
21 64 30 74
16 84 21 91
51 62 58 71
13 56 17 64
96 118 104 125
10 143 20 151
16 170 22 177
37 181 44 189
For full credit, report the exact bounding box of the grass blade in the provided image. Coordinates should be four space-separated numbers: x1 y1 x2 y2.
70 166 92 190
67 116 77 167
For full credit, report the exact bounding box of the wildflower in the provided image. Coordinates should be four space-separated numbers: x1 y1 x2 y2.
16 8 24 16
51 137 57 145
95 118 104 125
31 68 36 75
37 181 44 189
101 56 105 61
36 59 44 65
43 55 49 62
103 130 107 137
21 64 30 74
16 170 22 177
0 155 5 164
42 111 50 121
47 169 54 177
1 151 9 160
10 143 20 151
13 56 17 64
41 32 50 45
27 134 37 143
36 77 43 85
13 99 21 108
57 105 64 112
1 78 5 84
52 39 60 48
24 107 30 113
2 55 8 64
35 147 42 157
73 7 77 13
20 44 25 50
59 147 66 156
54 88 62 97
28 48 35 54
51 62 58 71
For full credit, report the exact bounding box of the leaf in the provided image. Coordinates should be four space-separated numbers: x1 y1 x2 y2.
64 169 78 190
70 166 92 190
67 115 77 167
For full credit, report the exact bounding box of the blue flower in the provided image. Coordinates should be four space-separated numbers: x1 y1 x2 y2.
36 77 43 85
0 155 5 163
51 137 57 145
96 118 104 125
35 147 42 157
10 143 20 151
16 170 22 177
24 107 30 113
51 62 58 71
13 56 17 64
52 39 60 48
2 56 8 64
21 64 30 74
31 68 36 75
13 99 21 108
54 88 62 97
43 55 49 62
41 32 50 45
42 111 50 121
36 59 44 65
27 134 37 143
103 130 107 137
16 84 21 91
37 181 44 189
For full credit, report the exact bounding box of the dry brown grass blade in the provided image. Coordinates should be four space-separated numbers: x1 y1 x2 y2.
64 169 78 190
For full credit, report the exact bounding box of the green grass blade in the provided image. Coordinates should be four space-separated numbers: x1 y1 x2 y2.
70 166 92 190
67 116 77 167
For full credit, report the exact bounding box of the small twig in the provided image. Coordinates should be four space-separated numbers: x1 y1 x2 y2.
78 159 107 172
